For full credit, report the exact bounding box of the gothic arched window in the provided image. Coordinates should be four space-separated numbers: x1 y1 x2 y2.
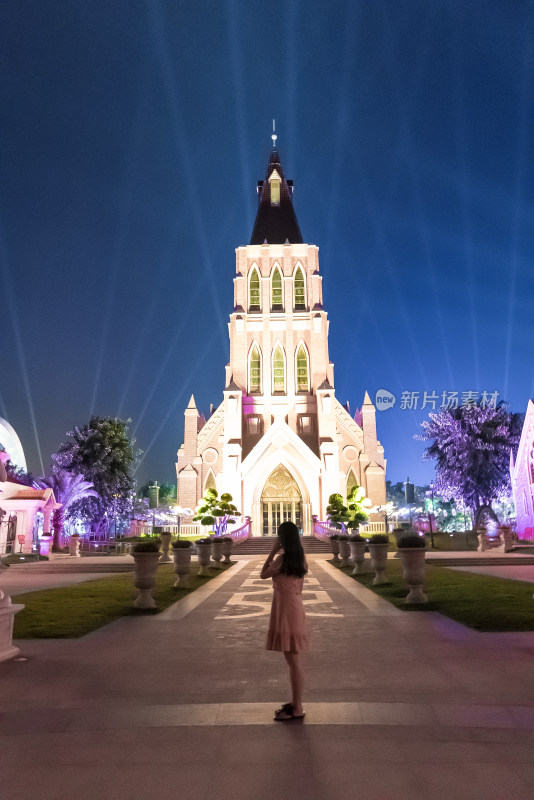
272 344 286 393
249 344 262 393
271 266 283 310
249 266 260 311
294 266 306 309
347 469 358 497
295 343 309 392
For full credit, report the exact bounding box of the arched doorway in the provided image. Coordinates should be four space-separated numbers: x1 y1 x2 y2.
261 465 302 536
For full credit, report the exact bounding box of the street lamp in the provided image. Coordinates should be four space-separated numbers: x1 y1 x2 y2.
428 482 435 550
173 506 193 536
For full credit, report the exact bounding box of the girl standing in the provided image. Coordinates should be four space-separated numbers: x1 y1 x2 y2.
261 520 308 721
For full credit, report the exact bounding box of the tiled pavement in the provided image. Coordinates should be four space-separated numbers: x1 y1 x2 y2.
2 555 534 799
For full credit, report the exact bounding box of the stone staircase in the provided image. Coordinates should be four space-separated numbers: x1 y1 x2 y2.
233 535 330 555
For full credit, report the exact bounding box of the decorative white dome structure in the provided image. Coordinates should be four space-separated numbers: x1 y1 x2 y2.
0 418 27 473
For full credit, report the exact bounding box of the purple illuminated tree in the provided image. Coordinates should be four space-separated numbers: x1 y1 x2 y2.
36 469 97 551
417 403 522 527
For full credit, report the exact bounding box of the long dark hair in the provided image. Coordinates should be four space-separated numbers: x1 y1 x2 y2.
278 521 307 578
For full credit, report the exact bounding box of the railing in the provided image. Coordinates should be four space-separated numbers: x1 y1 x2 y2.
313 518 387 541
230 517 251 542
313 519 339 541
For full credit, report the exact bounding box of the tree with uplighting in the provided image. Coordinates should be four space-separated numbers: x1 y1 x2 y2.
346 484 371 529
193 488 240 536
36 469 97 550
52 416 139 524
417 403 522 527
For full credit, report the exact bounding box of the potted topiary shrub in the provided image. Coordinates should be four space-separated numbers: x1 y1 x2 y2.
337 534 351 566
211 536 224 567
171 539 192 587
195 537 212 576
131 539 161 609
329 534 340 562
222 536 233 562
367 534 390 585
397 534 427 603
348 533 367 575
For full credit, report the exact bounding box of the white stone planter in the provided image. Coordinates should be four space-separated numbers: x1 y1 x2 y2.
338 539 351 566
349 541 367 575
0 591 24 663
368 542 389 585
498 525 514 553
40 535 52 557
211 539 224 567
132 551 161 609
172 547 192 587
159 532 172 563
222 538 233 563
398 548 427 603
196 543 212 576
68 537 81 558
329 538 340 562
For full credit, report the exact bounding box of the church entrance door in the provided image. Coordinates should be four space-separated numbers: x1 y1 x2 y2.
261 465 302 536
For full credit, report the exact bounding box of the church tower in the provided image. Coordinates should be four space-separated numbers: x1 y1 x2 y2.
176 136 386 535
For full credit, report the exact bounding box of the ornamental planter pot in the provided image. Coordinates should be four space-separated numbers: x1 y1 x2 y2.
40 535 52 557
349 542 366 575
398 548 428 604
498 525 514 553
0 591 25 663
329 538 340 562
222 538 233 563
132 551 161 609
173 548 192 587
368 542 389 585
211 539 224 567
196 543 212 576
68 536 81 558
159 532 172 563
338 539 351 567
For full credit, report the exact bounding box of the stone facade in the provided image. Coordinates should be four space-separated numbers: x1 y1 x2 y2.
510 399 534 538
176 146 386 535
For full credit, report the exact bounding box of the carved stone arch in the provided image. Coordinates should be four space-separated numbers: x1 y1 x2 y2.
260 464 304 535
293 261 307 309
271 339 287 394
294 339 310 393
248 340 262 393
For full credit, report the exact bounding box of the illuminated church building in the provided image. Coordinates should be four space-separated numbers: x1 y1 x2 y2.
176 141 386 536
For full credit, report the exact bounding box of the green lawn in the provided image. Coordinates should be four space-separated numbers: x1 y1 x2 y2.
334 559 534 632
13 562 235 639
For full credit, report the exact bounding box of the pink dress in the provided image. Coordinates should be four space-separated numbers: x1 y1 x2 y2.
265 557 309 653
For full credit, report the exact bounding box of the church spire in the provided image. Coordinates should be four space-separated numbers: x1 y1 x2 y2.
250 128 303 245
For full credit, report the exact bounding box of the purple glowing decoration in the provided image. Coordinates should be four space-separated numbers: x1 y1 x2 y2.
417 402 522 528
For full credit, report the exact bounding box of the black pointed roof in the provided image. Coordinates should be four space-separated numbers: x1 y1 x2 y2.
250 148 303 245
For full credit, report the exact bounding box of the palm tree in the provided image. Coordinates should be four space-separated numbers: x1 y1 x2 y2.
36 469 98 551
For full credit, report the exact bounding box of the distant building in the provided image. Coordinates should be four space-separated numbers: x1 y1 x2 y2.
176 141 386 535
0 417 27 473
510 399 534 539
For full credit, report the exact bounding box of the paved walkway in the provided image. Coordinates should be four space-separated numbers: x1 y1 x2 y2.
2 555 534 799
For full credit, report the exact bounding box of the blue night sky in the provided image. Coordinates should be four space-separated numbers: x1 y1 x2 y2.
1 0 533 488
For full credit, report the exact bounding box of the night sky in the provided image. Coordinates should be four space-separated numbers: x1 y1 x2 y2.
1 1 533 489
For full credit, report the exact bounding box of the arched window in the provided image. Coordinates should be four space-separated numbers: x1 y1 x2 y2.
249 266 260 311
295 343 309 392
272 344 286 393
294 266 306 309
204 471 216 494
249 344 262 393
347 469 358 497
271 266 283 310
269 169 281 206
